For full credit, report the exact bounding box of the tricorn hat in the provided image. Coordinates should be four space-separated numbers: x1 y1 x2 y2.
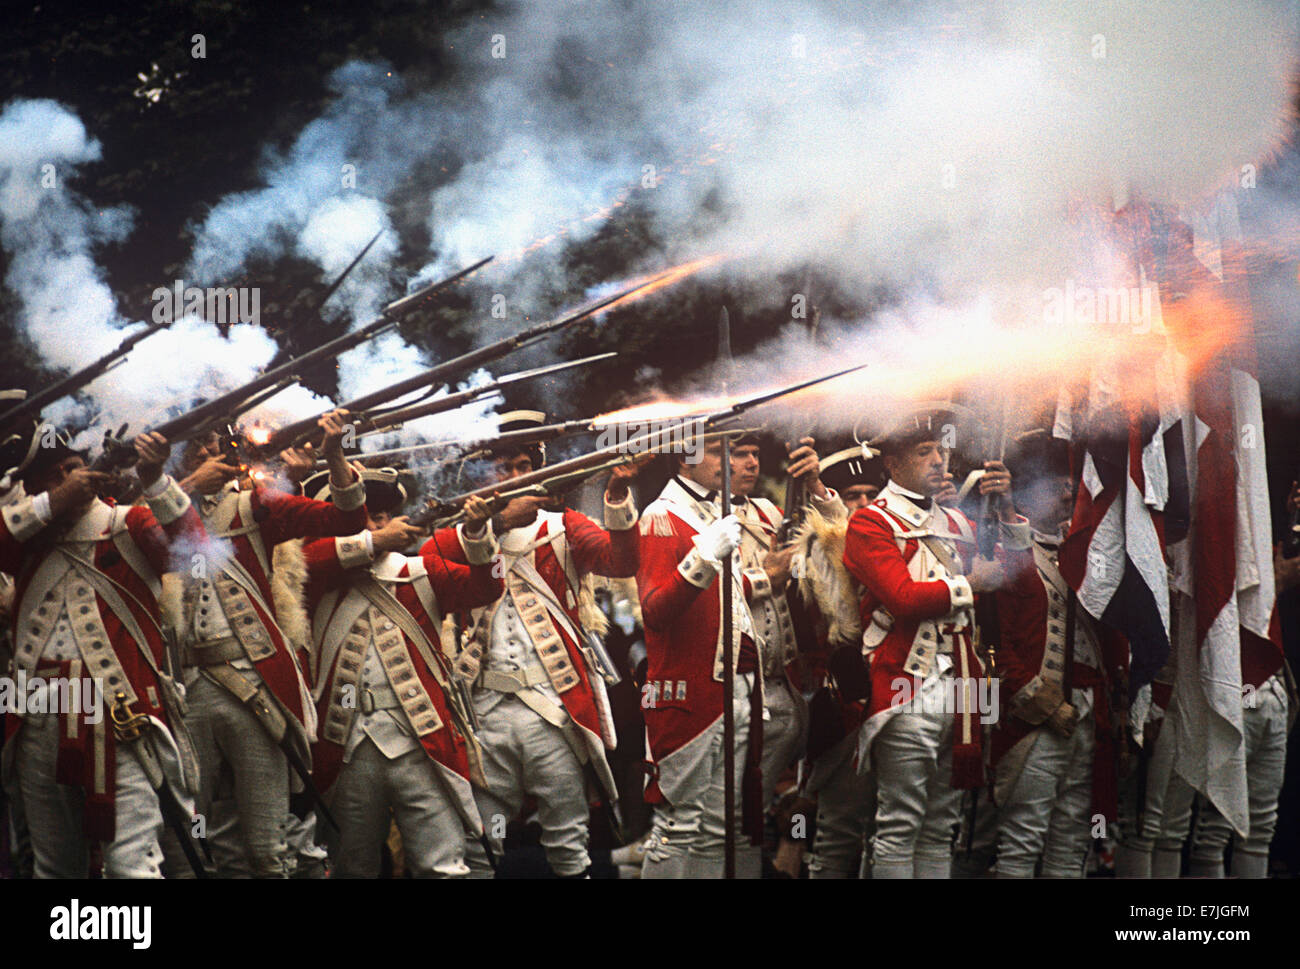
1005 428 1071 484
818 444 886 493
863 401 976 456
18 424 87 488
483 409 547 469
303 466 408 516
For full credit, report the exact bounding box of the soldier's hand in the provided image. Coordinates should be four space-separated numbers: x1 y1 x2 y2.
606 452 655 503
495 494 547 530
133 432 171 487
967 555 1005 593
279 444 316 485
980 460 1016 522
1046 701 1079 737
764 543 796 590
179 457 242 496
371 516 425 552
786 437 827 497
318 410 352 458
48 468 114 518
697 514 741 563
462 495 493 534
934 472 959 508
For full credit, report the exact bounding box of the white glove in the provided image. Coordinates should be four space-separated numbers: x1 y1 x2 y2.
695 514 741 564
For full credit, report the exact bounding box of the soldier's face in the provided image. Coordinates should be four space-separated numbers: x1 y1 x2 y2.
842 483 880 511
886 441 946 497
37 456 86 494
183 431 224 472
729 444 760 496
492 452 534 483
679 441 725 491
1019 474 1075 533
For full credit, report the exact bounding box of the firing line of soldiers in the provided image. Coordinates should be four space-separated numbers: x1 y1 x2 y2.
0 378 1295 878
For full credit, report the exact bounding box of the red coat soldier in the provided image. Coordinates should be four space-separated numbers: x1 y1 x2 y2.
842 405 1029 878
301 469 502 877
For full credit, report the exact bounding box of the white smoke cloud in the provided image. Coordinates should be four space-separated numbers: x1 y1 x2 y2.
416 0 1296 298
5 1 1297 455
0 98 336 445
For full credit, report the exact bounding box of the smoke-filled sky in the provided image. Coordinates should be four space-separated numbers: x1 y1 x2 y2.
1 0 1297 450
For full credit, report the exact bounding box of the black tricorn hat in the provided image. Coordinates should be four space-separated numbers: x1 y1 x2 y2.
818 445 886 492
1005 428 1071 484
18 425 87 487
866 401 976 457
303 466 408 516
484 409 547 469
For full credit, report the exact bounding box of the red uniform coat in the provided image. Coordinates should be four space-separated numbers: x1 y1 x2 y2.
302 532 502 813
1 496 199 728
1 488 202 837
991 537 1127 820
425 501 637 764
636 479 774 803
193 482 367 728
842 482 1020 788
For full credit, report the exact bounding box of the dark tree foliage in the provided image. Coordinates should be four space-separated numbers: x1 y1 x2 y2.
0 0 866 434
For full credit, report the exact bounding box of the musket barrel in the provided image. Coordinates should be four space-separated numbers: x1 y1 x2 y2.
0 317 171 426
260 353 613 458
114 256 491 462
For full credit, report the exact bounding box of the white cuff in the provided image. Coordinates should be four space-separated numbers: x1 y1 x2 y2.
458 521 499 566
144 475 192 526
603 492 638 531
335 533 373 569
810 488 848 522
942 575 974 610
677 547 720 589
141 475 169 499
330 472 366 512
3 496 48 542
1000 517 1033 551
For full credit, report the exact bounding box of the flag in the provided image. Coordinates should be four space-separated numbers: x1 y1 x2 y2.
1155 192 1268 838
1056 377 1174 696
1054 201 1180 697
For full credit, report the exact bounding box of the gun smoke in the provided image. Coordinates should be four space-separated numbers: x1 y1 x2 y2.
1 1 1297 451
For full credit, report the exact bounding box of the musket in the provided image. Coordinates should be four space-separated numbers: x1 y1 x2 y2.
261 354 615 457
773 296 824 547
247 270 680 463
408 366 865 529
314 228 385 313
698 365 866 428
333 417 599 465
965 396 1009 859
410 427 760 530
0 318 173 427
94 256 492 470
719 306 738 880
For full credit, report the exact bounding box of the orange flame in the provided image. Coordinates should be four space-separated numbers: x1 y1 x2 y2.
597 253 730 315
593 393 734 426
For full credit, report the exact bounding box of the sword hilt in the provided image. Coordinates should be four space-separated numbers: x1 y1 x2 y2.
109 691 149 742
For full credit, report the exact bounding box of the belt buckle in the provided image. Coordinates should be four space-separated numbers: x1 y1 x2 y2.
360 688 376 715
